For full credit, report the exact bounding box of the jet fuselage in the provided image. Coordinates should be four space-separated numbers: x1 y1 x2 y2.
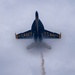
31 11 44 42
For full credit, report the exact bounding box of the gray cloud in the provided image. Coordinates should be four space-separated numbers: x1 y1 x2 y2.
0 0 75 75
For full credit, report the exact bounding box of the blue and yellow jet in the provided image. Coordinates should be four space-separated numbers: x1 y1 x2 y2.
15 11 61 49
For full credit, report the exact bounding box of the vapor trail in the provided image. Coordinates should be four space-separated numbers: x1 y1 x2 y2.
41 52 46 75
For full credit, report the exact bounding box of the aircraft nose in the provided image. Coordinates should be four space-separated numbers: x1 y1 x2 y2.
36 11 38 14
35 11 38 17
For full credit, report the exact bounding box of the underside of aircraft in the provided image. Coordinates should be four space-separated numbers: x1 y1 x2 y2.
15 11 61 49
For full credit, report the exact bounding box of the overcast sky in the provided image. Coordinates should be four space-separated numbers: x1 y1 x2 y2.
0 0 75 75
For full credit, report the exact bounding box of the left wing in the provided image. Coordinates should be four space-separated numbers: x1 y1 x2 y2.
15 30 33 39
43 30 61 39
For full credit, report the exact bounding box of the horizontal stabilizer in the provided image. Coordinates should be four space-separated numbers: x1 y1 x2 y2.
27 42 51 49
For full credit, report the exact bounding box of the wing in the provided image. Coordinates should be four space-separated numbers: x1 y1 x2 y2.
43 30 61 39
15 30 33 39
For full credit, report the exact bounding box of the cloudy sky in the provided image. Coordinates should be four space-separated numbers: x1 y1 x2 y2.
0 0 75 75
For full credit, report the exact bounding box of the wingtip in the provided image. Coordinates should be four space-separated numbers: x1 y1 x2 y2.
59 33 61 38
15 33 18 39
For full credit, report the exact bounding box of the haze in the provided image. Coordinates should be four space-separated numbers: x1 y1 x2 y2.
0 0 75 75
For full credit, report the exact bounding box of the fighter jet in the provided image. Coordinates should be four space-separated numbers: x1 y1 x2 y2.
15 11 61 49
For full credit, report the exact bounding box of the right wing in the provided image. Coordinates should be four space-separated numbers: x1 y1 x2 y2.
15 30 33 39
43 30 61 39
